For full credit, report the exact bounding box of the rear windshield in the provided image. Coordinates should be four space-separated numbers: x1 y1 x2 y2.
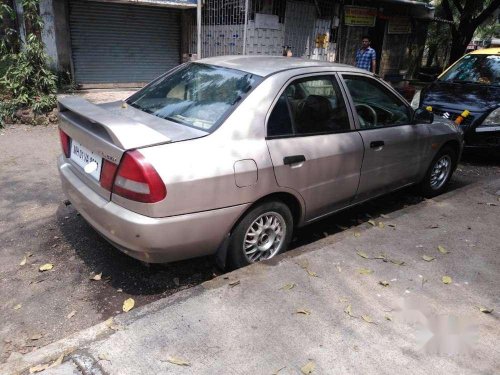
127 63 263 132
439 54 500 86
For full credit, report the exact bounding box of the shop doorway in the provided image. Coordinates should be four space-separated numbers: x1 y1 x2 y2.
368 18 386 75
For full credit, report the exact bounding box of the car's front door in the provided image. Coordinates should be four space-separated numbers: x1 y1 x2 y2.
266 74 364 221
340 73 431 201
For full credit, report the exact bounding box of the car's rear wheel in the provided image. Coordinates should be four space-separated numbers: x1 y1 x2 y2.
419 146 457 198
227 201 293 270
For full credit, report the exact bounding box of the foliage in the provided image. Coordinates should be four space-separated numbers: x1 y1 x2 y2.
0 0 57 127
439 0 500 63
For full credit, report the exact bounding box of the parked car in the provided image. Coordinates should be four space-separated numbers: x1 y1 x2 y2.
58 56 463 270
412 48 500 148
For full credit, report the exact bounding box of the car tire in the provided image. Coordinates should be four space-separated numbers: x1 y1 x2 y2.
419 146 457 198
226 201 293 270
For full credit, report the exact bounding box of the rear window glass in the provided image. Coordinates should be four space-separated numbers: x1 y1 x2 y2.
127 63 263 132
439 54 500 86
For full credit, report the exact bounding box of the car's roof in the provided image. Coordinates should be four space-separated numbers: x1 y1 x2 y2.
468 47 500 55
197 55 366 77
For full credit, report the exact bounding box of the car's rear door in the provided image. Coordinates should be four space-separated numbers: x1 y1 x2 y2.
265 74 364 221
339 73 431 201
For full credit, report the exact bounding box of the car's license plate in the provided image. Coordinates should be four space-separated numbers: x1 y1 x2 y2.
70 140 103 181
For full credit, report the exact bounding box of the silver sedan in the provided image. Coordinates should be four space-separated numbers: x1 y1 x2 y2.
57 56 463 269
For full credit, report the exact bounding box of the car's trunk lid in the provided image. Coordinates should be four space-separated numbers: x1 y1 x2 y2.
58 96 207 201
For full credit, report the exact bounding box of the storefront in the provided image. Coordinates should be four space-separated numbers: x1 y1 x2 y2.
338 0 434 79
36 0 433 86
188 0 434 81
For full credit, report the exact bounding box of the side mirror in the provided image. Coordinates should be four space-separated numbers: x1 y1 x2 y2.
413 108 434 124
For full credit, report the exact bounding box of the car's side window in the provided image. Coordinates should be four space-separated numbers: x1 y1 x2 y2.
268 93 293 137
267 76 350 137
342 75 411 129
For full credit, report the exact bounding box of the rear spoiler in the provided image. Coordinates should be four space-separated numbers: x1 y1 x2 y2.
58 96 171 150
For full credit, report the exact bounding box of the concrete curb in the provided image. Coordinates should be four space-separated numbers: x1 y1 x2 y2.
0 321 111 375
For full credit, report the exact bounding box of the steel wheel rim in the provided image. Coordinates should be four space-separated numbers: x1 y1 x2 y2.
243 212 286 263
430 155 452 190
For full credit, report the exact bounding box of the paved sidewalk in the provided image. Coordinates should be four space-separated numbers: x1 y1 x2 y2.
2 179 499 375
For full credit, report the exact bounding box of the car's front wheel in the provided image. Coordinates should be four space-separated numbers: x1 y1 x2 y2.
227 201 293 270
419 146 457 198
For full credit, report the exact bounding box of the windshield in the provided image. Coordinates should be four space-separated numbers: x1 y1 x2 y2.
439 54 500 85
127 63 263 132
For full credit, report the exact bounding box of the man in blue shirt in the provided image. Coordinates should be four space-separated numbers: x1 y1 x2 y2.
355 36 377 73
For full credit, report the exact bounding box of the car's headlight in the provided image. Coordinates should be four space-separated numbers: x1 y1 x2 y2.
482 107 500 126
410 90 421 110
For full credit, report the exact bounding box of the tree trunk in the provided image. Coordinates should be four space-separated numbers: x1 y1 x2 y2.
426 45 437 67
448 24 475 64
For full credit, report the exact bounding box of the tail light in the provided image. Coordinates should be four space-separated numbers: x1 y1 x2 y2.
59 129 71 158
107 150 166 203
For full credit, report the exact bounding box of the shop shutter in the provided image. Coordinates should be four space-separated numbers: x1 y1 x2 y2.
69 0 181 84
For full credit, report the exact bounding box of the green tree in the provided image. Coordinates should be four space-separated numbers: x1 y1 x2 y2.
0 0 57 126
440 0 500 63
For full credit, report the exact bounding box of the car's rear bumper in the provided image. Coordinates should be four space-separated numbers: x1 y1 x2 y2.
58 156 249 263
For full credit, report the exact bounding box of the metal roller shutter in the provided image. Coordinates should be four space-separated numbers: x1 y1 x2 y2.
69 0 181 85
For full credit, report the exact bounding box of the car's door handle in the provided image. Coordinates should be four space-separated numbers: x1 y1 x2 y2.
370 141 385 149
283 155 306 165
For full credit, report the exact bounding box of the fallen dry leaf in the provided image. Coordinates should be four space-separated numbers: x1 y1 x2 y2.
122 298 135 312
422 255 435 262
336 264 342 272
339 297 349 303
387 223 396 228
104 317 121 331
368 220 376 226
438 245 449 254
29 363 50 373
353 232 361 237
306 269 318 277
98 353 109 361
39 263 53 272
13 304 22 310
356 250 370 259
20 256 27 266
165 356 191 366
296 309 311 315
301 361 315 374
361 315 376 324
67 310 76 319
280 283 296 290
389 259 405 266
358 268 373 275
385 315 392 321
50 353 64 368
30 333 43 341
90 272 102 281
344 304 355 317
442 276 452 284
478 306 493 314
229 280 240 287
378 281 389 287
378 222 385 229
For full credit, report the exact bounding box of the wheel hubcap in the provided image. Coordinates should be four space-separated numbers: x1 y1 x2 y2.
430 155 452 190
243 212 286 263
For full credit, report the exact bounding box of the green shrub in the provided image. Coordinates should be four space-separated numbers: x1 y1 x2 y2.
0 0 57 127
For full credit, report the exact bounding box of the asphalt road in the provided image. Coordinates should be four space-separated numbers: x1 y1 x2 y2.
0 124 498 363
